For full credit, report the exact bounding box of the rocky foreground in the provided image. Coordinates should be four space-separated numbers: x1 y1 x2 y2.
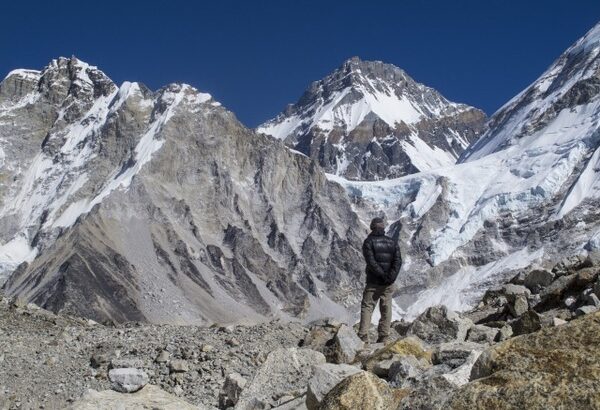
2 254 600 409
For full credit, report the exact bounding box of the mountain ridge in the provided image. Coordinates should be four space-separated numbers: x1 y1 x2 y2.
0 56 366 324
258 56 487 180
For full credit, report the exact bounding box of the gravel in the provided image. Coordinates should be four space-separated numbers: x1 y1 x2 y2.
0 297 308 409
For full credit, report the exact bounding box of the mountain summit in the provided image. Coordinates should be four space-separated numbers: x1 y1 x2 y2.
258 57 486 180
0 56 366 324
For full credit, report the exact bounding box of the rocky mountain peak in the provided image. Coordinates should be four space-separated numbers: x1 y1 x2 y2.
258 57 486 180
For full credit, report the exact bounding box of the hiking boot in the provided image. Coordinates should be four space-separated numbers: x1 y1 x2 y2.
376 335 393 344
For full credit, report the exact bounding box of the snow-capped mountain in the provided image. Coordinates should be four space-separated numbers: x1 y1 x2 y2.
0 57 367 324
257 57 486 180
333 22 600 317
2 21 600 326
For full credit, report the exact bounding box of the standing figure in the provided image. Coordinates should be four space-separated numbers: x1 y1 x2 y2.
358 217 402 344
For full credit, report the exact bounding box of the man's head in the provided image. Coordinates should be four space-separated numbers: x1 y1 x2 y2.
370 217 385 231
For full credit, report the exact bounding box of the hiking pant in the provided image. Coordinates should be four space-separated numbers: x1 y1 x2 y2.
358 283 395 340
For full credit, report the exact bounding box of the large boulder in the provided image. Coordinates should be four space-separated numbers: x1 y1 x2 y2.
441 350 482 387
235 348 325 410
108 368 149 393
501 284 531 301
70 385 206 410
539 273 577 306
466 325 499 344
524 269 555 292
331 324 363 364
449 312 600 409
508 295 528 318
319 371 407 410
408 306 473 344
363 337 431 373
510 310 542 336
388 355 431 387
305 363 361 410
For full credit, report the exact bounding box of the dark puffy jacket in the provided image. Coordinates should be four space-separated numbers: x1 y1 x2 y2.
362 229 402 286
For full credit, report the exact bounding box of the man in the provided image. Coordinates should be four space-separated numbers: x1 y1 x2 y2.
358 217 401 344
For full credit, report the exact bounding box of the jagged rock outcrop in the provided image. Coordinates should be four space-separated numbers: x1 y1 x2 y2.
0 57 366 324
258 57 486 180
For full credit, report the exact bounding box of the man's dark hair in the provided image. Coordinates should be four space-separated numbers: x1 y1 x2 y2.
370 217 385 231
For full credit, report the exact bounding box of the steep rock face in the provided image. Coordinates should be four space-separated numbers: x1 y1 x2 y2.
258 57 486 180
332 22 600 318
0 57 365 324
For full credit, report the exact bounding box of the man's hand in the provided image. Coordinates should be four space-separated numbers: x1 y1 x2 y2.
362 238 386 277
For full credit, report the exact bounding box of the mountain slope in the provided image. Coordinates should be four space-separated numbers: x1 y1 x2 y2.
258 57 486 180
0 57 366 324
332 22 600 317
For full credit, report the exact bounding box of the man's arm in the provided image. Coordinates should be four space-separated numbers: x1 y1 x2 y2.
363 238 385 277
391 242 402 275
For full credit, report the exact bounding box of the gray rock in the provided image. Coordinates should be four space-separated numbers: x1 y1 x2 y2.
169 359 189 373
497 325 513 341
108 368 149 393
511 310 542 336
524 269 555 291
219 372 247 408
398 373 456 410
553 317 568 326
575 305 599 316
388 355 429 387
432 341 484 369
508 295 529 317
331 324 363 364
442 350 483 387
466 325 499 344
155 350 170 363
306 363 361 410
541 274 577 303
408 305 473 344
371 354 403 378
502 284 531 301
235 348 325 410
586 292 600 307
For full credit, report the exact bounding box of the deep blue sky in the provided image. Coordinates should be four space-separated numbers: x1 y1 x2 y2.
2 1 600 127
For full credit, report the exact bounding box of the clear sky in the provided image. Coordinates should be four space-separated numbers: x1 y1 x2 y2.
2 1 600 127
